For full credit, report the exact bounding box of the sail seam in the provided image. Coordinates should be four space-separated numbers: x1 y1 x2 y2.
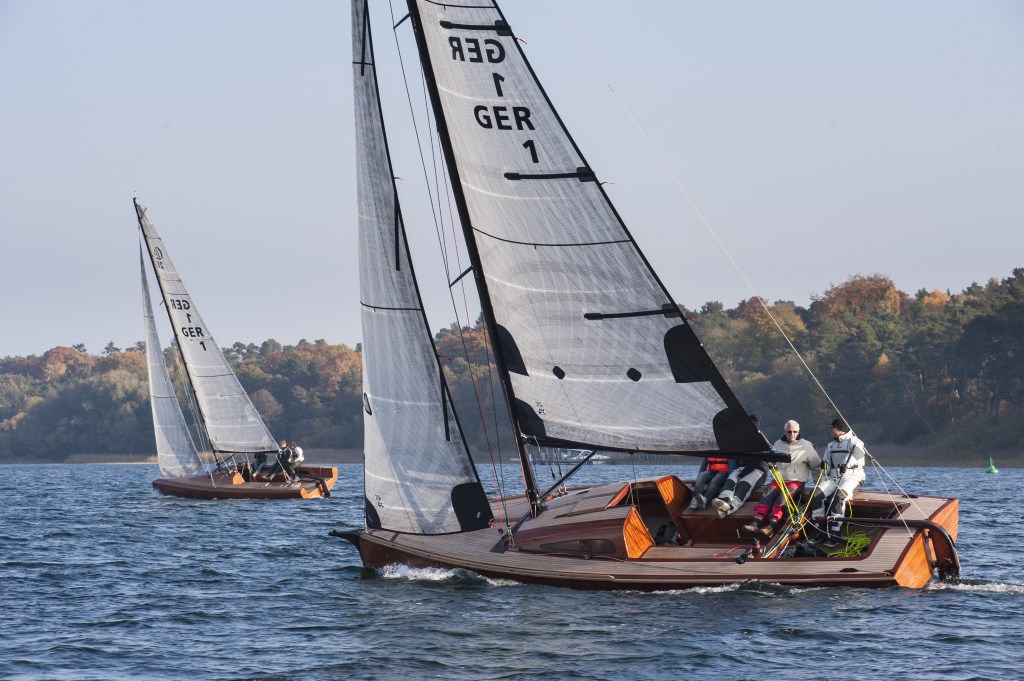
424 0 498 9
360 301 422 312
471 227 628 248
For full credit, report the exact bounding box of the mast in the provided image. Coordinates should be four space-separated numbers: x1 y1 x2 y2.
404 0 541 513
134 198 217 462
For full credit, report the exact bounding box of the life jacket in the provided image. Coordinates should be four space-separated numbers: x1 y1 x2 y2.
706 457 730 473
823 433 865 479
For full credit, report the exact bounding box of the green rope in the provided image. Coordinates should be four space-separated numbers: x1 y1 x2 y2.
827 531 872 558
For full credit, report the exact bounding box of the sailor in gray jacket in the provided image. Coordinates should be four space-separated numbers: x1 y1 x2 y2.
811 417 867 532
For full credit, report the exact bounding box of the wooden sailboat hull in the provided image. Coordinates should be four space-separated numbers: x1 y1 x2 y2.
153 466 338 500
343 475 959 590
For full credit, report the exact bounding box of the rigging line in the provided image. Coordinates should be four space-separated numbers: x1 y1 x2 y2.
438 140 512 526
171 340 211 470
480 318 511 519
387 1 452 281
866 455 925 533
421 54 455 280
435 181 517 514
416 54 509 519
388 1 509 521
556 9 854 445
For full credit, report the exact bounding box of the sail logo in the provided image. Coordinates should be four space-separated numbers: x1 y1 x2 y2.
473 105 534 131
448 37 504 64
448 31 540 162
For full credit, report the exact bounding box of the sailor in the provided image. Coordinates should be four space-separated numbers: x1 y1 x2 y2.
711 413 768 518
261 439 290 480
711 462 768 519
690 455 736 510
810 417 867 533
283 440 304 477
741 420 820 538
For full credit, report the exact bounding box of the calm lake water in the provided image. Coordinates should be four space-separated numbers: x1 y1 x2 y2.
1 462 1021 680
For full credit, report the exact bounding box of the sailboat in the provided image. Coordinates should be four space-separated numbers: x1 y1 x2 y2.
136 199 338 500
336 0 959 588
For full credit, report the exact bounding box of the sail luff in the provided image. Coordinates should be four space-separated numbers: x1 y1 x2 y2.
134 198 215 457
134 198 279 456
406 0 774 458
404 0 541 506
354 0 492 534
140 245 204 479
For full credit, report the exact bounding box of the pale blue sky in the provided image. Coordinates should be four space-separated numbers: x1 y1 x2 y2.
2 1 1022 358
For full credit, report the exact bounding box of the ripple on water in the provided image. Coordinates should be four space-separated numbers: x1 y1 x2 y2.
2 464 1024 681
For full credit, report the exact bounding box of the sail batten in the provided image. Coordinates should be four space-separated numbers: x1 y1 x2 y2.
136 201 279 456
408 0 771 456
354 0 491 535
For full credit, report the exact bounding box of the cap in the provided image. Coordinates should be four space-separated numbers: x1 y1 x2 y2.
831 417 850 432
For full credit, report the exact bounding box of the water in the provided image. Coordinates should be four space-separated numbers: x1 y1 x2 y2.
1 463 1021 680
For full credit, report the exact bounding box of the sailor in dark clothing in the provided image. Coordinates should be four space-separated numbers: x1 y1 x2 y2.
261 439 290 480
281 441 304 477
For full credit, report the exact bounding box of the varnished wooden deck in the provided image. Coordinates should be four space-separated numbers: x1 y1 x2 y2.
356 479 958 589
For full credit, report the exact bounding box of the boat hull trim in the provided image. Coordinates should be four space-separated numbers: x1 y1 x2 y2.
153 465 338 500
337 476 958 590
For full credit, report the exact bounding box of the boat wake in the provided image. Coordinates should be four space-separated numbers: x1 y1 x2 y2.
928 578 1024 594
377 564 518 587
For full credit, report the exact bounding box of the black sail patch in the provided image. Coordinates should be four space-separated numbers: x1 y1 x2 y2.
664 325 715 383
712 408 760 453
496 324 528 375
451 482 493 531
365 496 382 529
514 398 547 438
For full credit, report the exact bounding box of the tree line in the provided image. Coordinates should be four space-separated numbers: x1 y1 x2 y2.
2 269 1021 464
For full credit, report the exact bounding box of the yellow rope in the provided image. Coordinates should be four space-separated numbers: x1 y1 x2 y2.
768 466 801 522
827 531 872 558
770 464 827 541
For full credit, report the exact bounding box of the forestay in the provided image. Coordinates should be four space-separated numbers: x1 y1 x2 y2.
135 201 279 455
409 0 769 455
353 1 492 534
141 251 204 479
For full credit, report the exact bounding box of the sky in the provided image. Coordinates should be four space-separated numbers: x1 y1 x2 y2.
1 0 1022 358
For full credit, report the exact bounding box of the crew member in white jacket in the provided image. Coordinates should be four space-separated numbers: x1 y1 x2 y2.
811 417 867 533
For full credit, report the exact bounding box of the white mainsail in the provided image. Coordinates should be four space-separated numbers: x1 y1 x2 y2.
135 200 279 456
141 249 204 479
408 0 770 455
354 1 492 534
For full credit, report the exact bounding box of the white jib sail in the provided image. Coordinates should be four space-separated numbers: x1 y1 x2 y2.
354 0 491 534
141 249 204 479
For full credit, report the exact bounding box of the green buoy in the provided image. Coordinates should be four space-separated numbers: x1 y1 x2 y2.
986 457 999 474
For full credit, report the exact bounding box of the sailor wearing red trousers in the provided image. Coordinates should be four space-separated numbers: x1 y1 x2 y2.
741 420 819 538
